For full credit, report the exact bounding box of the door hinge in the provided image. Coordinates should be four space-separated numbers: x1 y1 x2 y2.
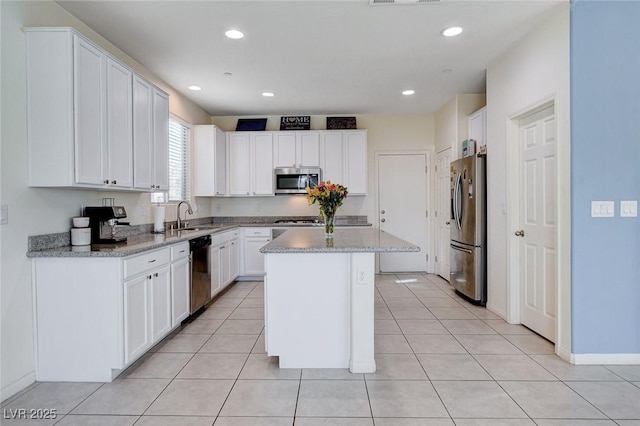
435 165 438 172
426 210 428 218
435 255 438 262
426 254 429 261
435 210 438 218
425 166 428 173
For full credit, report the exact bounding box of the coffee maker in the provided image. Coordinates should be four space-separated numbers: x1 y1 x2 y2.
84 206 128 244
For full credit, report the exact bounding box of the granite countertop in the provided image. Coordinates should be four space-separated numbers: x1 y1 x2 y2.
27 217 372 258
260 228 420 254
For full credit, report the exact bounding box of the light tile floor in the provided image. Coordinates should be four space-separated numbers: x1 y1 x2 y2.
3 274 640 425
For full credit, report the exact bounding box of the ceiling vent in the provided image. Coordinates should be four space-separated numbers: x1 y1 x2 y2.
369 0 441 5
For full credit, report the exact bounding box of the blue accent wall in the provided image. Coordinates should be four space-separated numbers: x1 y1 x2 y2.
571 1 640 353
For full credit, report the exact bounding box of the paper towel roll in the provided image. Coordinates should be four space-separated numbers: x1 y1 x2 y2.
153 206 166 233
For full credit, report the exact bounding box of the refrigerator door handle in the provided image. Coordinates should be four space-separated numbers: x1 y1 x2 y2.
450 243 473 255
454 172 463 230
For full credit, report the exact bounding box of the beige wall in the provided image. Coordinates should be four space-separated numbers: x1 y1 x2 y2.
434 94 486 156
0 0 211 399
209 114 435 224
485 4 570 355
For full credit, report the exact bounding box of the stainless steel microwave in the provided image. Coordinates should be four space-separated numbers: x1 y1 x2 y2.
274 167 322 194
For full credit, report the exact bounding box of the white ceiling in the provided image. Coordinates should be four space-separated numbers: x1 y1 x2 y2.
56 0 564 116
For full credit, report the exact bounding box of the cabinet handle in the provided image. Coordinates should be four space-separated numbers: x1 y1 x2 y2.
148 259 157 263
148 275 152 279
104 179 109 184
246 192 250 195
179 250 185 253
154 272 158 277
111 180 117 184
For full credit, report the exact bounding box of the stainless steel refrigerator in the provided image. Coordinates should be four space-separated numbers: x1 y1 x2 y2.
450 155 487 305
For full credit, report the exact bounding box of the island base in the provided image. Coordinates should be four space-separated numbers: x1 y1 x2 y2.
264 252 376 373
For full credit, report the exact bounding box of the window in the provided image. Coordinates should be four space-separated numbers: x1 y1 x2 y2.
151 116 190 203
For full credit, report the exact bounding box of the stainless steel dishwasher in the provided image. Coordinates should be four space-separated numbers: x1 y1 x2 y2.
189 235 212 314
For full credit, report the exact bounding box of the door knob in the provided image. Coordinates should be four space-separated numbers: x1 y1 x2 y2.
445 221 450 225
381 218 386 222
381 210 385 214
515 230 525 237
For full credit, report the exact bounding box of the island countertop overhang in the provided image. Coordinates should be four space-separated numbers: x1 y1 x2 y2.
260 228 420 254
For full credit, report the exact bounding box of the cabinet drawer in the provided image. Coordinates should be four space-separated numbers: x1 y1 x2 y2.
243 227 271 237
171 242 189 261
124 248 170 279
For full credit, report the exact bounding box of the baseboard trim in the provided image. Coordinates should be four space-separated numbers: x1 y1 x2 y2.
1 371 36 403
571 353 640 365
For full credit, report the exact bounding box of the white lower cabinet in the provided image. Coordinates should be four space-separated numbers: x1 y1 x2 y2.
210 230 240 297
33 243 187 382
242 228 272 276
171 243 190 326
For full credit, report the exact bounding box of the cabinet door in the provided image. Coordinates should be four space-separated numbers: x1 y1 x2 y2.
73 35 106 186
252 133 274 195
320 131 344 184
228 133 251 195
229 239 240 281
210 245 222 297
151 265 172 342
152 89 169 191
220 243 231 286
243 237 270 275
106 59 133 188
298 132 320 167
171 257 190 327
132 76 153 190
344 131 367 195
214 126 227 196
124 275 151 364
193 125 215 196
274 132 297 167
468 107 486 148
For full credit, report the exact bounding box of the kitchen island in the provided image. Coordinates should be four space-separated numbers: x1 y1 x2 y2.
260 228 419 373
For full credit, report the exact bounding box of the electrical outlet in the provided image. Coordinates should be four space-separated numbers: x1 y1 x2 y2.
357 268 366 284
0 205 8 225
138 206 147 217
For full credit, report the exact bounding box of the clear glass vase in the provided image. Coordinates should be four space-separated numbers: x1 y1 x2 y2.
323 211 335 238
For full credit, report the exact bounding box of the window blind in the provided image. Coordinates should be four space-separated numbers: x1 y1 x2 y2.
151 117 190 203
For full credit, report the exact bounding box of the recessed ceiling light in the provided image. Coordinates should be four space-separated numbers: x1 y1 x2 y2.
442 68 453 74
262 92 275 97
402 90 415 96
224 72 232 77
442 26 463 37
225 29 244 39
188 85 201 91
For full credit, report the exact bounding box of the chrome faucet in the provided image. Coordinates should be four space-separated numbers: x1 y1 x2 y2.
176 201 193 230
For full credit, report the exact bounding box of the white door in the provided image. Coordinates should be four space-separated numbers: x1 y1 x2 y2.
252 133 274 195
152 89 169 190
106 59 133 188
436 149 451 280
132 76 153 190
517 105 557 342
123 275 151 364
151 265 172 342
320 132 344 183
171 257 190 326
228 133 251 195
378 153 429 272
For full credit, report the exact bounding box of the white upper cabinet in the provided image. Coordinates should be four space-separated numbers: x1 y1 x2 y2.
274 131 320 168
106 58 133 188
193 125 226 196
26 27 168 191
73 35 107 186
468 106 487 152
152 89 169 191
320 130 367 195
228 132 274 196
132 76 153 190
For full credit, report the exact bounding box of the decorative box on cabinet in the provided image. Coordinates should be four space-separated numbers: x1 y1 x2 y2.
193 125 227 196
227 132 274 196
26 27 169 191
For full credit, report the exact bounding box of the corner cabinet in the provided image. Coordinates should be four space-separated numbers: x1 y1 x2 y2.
228 132 274 196
32 243 187 382
193 125 227 196
26 27 169 191
320 130 367 195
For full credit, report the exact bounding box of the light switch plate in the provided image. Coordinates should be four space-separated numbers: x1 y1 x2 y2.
620 200 638 217
591 201 614 218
